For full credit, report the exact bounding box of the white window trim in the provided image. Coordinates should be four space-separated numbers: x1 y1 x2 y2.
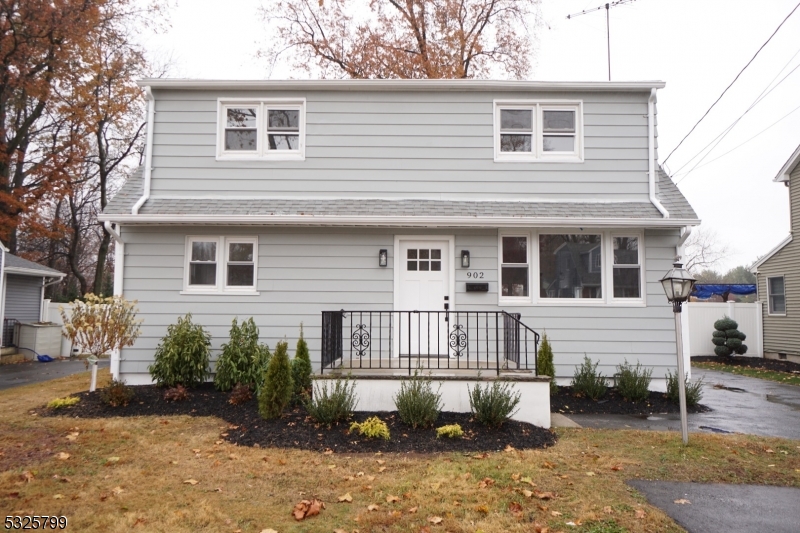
493 100 584 163
767 275 786 316
182 236 260 295
608 232 646 304
216 98 306 161
496 230 647 307
498 231 533 304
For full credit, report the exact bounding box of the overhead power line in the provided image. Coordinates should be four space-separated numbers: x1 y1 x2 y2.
662 1 800 166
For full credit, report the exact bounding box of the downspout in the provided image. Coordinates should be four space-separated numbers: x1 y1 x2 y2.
104 220 125 379
677 225 692 261
648 88 670 218
132 86 155 215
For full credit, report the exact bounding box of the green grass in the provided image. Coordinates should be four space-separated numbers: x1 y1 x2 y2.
693 361 800 386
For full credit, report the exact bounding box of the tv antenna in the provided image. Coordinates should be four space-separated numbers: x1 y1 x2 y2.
567 0 638 81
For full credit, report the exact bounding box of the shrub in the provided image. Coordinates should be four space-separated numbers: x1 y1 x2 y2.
436 424 464 439
537 333 557 395
253 345 273 394
572 355 608 400
229 383 253 405
100 379 135 407
394 371 442 428
60 294 142 357
163 385 189 402
711 316 748 357
47 396 79 409
214 317 270 392
258 340 294 419
666 370 704 407
468 380 521 427
148 314 211 388
615 360 652 402
291 324 313 404
305 376 358 425
350 416 390 440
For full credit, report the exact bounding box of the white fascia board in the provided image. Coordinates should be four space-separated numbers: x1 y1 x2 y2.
99 213 700 228
137 79 666 93
5 267 66 278
774 144 800 182
750 234 793 272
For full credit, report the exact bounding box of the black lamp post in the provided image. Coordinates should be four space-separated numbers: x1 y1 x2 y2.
660 261 696 444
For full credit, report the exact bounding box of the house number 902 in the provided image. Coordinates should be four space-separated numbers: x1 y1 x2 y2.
466 271 484 279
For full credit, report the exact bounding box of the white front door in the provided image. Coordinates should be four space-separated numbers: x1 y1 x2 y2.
396 239 451 357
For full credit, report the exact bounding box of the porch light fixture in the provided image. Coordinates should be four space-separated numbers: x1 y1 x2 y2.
660 261 696 445
461 250 470 268
378 249 388 267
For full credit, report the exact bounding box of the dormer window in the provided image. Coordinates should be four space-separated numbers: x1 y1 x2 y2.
494 101 583 162
217 99 305 160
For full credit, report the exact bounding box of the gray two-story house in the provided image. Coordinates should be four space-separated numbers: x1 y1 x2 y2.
99 79 699 390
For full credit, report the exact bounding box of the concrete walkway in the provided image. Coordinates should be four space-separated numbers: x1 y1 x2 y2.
0 358 108 391
628 480 800 533
566 368 800 440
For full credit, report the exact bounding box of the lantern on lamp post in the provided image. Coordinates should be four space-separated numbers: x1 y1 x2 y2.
660 261 696 445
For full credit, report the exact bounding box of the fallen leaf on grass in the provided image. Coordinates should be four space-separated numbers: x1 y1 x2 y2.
508 501 524 518
635 509 646 519
52 475 70 483
338 493 353 503
260 529 278 533
386 495 400 503
674 499 691 505
367 504 380 512
551 511 562 517
21 471 34 483
111 486 124 496
183 479 199 485
478 477 495 489
603 506 613 514
428 516 443 525
610 464 623 471
430 482 441 490
585 471 596 477
534 490 555 500
542 461 554 469
511 473 520 481
407 506 418 513
56 452 70 460
293 499 324 520
66 432 79 441
504 444 516 452
376 459 385 465
53 494 63 499
521 489 533 498
533 523 549 533
520 476 535 486
378 466 387 473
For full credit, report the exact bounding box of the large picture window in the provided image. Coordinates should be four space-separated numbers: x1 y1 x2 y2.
612 236 641 299
218 100 305 160
500 236 529 298
494 101 582 162
768 276 786 314
185 236 258 293
539 234 602 299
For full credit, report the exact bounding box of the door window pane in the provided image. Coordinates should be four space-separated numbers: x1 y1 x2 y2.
431 249 441 259
407 249 418 259
539 234 602 298
407 261 417 271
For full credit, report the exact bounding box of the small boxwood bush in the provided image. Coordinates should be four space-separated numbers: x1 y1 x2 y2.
615 359 652 402
666 370 704 407
305 376 358 425
711 316 748 357
214 317 271 392
350 416 390 440
537 332 557 395
468 380 521 427
394 371 442 428
436 424 464 439
149 314 211 388
100 379 135 407
572 355 608 400
258 340 293 419
291 324 313 404
47 396 79 409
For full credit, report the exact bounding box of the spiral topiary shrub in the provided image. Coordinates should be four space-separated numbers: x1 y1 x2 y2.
711 316 748 358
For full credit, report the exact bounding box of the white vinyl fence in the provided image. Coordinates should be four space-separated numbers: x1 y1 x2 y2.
46 301 76 357
681 302 763 359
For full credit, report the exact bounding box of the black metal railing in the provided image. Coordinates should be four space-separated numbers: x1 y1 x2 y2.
2 318 19 348
320 310 540 376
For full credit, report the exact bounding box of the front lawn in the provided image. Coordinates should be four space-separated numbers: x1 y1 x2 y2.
2 370 799 533
693 357 800 387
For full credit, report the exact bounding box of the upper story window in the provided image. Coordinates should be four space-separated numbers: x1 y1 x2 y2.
494 101 583 162
217 99 305 160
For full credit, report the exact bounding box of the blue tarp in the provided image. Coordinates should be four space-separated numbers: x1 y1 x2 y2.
692 284 756 299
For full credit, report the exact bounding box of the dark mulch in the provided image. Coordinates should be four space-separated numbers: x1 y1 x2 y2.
39 383 556 453
550 386 710 415
692 355 800 374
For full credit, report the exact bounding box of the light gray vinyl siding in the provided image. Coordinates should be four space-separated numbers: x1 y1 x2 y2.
118 226 680 381
5 274 42 323
148 89 652 202
757 165 800 356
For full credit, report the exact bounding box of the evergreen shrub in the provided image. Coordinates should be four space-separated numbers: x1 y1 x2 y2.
258 340 293 419
572 355 607 400
394 371 442 428
350 416 390 440
291 324 313 404
537 333 557 395
666 370 704 407
615 359 652 402
468 380 521 427
711 316 748 357
214 317 271 391
305 376 358 425
148 314 210 388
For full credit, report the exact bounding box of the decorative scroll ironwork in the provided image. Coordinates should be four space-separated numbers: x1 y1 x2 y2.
449 323 467 357
351 323 370 357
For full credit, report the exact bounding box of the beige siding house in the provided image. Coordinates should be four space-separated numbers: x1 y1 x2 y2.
751 144 800 360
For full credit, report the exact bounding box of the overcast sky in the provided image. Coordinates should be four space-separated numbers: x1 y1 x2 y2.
144 0 800 272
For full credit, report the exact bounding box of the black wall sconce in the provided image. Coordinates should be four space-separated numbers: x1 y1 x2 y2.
379 249 388 267
461 250 470 268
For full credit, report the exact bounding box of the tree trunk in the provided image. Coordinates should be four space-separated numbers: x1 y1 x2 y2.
93 230 111 294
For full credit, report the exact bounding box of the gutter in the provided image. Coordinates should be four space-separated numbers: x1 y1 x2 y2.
104 221 125 380
132 86 155 215
648 88 670 218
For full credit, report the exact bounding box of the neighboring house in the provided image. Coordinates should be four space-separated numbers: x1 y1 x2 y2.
0 247 66 349
98 79 699 389
751 144 800 360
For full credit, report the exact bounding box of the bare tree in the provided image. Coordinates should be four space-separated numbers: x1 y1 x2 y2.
682 226 730 273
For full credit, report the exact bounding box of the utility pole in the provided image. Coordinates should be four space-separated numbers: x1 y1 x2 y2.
567 0 638 81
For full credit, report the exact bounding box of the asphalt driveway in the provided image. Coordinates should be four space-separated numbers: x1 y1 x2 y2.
0 358 108 391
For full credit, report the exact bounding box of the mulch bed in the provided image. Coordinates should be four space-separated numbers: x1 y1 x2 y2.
550 386 710 415
39 383 557 453
692 355 800 374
